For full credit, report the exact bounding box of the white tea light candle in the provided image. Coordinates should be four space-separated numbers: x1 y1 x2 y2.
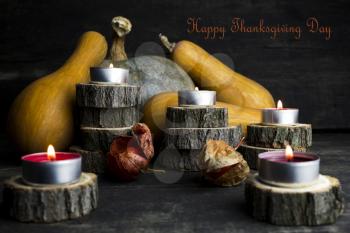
262 100 299 125
90 63 129 84
178 87 216 106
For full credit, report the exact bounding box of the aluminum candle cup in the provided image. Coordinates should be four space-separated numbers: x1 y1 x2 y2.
262 100 299 125
262 108 299 125
90 67 129 84
258 151 320 188
178 90 216 106
22 153 81 185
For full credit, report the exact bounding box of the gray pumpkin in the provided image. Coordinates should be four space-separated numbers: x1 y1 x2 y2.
101 56 195 109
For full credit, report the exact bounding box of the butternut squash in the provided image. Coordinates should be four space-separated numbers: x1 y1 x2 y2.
7 31 108 154
142 92 262 142
159 34 275 109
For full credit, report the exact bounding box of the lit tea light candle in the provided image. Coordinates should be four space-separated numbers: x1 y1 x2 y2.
178 87 216 106
90 63 129 84
22 145 81 185
262 100 299 125
258 145 320 187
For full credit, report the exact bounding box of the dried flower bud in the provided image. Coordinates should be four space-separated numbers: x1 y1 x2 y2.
107 123 154 181
199 140 250 186
132 123 154 161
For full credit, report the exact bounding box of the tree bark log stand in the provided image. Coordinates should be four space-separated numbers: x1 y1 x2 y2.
2 173 98 223
245 173 344 226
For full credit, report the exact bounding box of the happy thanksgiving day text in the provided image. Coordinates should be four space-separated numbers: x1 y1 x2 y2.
187 17 332 40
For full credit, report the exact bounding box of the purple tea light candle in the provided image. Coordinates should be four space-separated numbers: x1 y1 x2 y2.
258 145 320 187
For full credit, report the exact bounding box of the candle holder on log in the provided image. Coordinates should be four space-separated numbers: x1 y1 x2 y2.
3 172 98 223
157 106 242 171
70 82 140 174
245 173 344 226
238 123 312 169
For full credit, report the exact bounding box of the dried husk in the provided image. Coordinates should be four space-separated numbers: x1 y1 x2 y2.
107 123 154 181
200 140 250 186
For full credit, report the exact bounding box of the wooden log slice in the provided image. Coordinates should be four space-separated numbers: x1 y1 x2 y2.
166 106 228 128
79 106 139 128
246 123 312 149
70 146 106 174
165 126 242 150
238 144 307 170
2 173 98 223
245 174 344 226
154 148 202 171
76 83 140 108
80 126 131 152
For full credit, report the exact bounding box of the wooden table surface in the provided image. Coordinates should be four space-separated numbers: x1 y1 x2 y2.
0 133 349 233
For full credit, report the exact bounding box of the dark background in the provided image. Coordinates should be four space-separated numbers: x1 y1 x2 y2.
0 2 350 231
0 0 349 133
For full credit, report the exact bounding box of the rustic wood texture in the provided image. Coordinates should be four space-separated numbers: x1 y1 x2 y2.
154 148 202 171
2 173 98 223
166 106 228 128
80 126 131 152
0 133 349 232
76 83 140 108
247 123 312 149
79 106 139 128
245 174 344 226
70 145 106 174
165 126 242 150
238 144 307 169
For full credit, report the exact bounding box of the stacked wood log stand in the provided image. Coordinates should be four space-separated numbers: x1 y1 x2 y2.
157 106 242 171
245 173 344 226
71 82 140 173
239 123 312 169
241 123 345 225
3 173 98 223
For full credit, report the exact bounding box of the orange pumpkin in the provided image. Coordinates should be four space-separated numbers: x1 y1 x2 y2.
7 31 108 153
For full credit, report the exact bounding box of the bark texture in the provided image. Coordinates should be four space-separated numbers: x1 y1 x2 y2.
79 106 139 128
245 174 344 226
165 126 242 150
246 123 312 149
80 126 131 152
70 146 106 174
76 83 140 108
166 106 228 128
3 173 98 223
154 148 202 171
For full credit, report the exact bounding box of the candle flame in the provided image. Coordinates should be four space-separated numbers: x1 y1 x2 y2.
47 144 56 161
109 63 114 68
277 100 283 109
194 87 199 91
285 145 293 161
